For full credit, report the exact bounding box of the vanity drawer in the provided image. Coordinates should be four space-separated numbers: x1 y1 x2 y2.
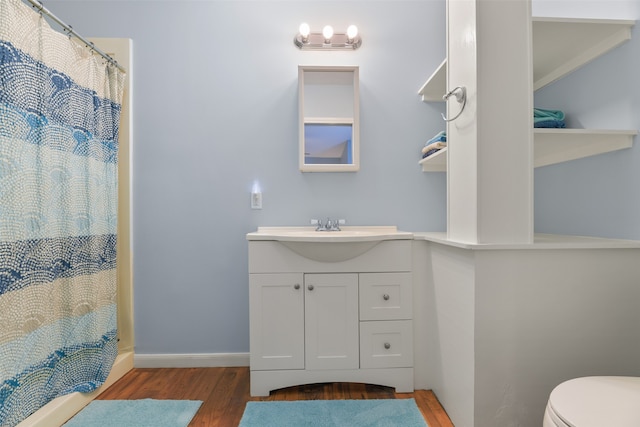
359 273 412 321
360 320 413 369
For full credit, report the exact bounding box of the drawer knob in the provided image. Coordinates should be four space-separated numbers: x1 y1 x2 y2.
294 283 300 290
308 284 314 291
383 294 390 301
384 342 391 350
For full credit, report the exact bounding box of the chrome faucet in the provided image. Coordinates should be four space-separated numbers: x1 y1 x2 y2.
326 218 334 230
327 218 342 231
311 218 344 231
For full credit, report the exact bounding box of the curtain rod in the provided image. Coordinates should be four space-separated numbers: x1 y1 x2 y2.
25 0 125 73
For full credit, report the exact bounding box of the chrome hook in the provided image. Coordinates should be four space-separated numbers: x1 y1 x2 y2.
441 86 467 122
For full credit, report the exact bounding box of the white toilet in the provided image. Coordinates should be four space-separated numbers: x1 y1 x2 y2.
543 376 640 427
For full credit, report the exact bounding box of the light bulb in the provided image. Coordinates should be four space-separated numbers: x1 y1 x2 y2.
299 22 310 38
347 25 358 41
322 25 334 43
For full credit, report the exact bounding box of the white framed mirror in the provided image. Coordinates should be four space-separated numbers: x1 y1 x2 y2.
298 66 359 172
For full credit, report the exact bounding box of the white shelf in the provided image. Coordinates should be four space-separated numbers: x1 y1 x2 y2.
532 17 634 90
533 129 637 167
417 60 447 102
418 147 447 172
419 129 638 172
418 17 635 99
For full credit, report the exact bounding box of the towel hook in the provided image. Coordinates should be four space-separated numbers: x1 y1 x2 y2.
441 86 466 122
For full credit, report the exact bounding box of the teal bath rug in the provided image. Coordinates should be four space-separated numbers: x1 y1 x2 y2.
239 398 428 427
63 399 202 427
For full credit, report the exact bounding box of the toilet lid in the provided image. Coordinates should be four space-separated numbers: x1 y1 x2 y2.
549 376 640 427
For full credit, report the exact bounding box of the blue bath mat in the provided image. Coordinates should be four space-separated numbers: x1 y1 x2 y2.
239 398 428 427
63 399 202 427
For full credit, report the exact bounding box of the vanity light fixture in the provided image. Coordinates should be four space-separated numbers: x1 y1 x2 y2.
294 23 362 50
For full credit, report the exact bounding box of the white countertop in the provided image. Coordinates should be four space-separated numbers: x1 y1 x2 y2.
246 226 414 243
246 227 640 249
412 232 640 250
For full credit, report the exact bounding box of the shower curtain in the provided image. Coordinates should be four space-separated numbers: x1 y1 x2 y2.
0 0 125 425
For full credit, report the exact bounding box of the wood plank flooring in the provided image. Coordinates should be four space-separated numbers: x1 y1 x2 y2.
96 367 454 427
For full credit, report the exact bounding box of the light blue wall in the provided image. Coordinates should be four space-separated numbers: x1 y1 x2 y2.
44 0 447 354
43 0 639 354
532 0 640 239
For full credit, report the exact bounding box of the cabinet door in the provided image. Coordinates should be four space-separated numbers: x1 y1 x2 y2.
304 273 359 370
250 273 304 370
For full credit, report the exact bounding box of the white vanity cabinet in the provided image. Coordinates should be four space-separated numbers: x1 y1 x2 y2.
248 237 414 396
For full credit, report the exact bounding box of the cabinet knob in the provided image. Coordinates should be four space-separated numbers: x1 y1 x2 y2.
383 294 390 301
384 342 391 350
294 283 300 290
307 284 314 291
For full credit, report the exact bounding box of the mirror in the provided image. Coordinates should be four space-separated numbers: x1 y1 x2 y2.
299 66 359 172
304 121 353 164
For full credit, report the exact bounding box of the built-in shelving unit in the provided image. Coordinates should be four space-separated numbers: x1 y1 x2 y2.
418 17 637 171
419 129 638 172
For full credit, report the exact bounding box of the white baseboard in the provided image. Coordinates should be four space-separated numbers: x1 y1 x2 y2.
134 352 250 368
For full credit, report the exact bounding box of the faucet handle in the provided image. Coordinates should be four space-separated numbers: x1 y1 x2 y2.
326 219 345 231
312 218 326 231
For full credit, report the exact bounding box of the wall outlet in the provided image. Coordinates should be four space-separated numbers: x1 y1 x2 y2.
251 192 262 209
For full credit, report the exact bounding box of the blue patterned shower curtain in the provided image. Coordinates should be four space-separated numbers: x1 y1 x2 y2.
0 0 125 425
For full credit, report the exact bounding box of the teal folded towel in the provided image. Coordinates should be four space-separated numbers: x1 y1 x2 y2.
424 131 446 146
533 108 565 123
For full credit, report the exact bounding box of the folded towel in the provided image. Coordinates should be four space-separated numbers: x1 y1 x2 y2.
533 108 566 128
424 131 446 146
421 141 447 154
534 119 566 128
534 108 565 121
422 148 441 159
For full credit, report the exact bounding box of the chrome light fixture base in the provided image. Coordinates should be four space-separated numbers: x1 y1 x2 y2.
294 32 362 51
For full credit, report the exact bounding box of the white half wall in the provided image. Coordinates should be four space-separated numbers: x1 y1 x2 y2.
420 237 640 427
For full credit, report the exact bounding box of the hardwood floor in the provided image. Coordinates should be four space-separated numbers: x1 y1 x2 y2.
96 367 454 427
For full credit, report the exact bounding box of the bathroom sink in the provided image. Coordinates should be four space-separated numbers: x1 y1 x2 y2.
246 226 412 262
